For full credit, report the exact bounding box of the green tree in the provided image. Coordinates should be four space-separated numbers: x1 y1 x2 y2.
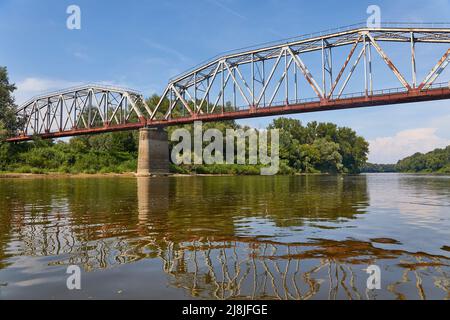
312 138 343 173
396 146 450 173
0 66 20 138
269 117 368 174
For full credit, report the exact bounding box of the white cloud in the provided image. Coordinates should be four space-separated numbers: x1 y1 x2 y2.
15 77 82 105
204 0 247 20
369 128 450 164
73 51 90 61
142 39 189 63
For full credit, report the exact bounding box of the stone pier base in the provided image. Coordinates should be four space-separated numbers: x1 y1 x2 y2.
136 128 170 176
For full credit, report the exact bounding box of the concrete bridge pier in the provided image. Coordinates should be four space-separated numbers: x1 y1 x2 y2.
136 127 170 176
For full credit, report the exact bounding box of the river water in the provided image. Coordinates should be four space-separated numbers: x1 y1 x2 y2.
0 174 449 300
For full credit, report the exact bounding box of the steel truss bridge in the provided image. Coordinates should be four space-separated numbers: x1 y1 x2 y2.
8 23 450 142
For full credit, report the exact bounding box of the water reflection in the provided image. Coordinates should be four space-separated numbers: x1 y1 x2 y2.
0 175 449 299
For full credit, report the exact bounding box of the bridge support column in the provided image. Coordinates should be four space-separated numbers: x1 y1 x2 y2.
136 128 170 176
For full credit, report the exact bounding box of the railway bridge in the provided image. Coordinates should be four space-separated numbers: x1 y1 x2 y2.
7 23 450 175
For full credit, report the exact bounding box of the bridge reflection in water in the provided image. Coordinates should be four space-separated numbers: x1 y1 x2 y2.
0 176 449 299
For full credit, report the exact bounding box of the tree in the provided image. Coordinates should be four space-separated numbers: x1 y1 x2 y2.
269 117 369 174
396 146 450 173
0 66 20 138
313 138 343 173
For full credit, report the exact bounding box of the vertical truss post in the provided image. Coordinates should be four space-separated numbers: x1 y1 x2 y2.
327 46 333 92
285 49 289 104
73 92 77 128
169 89 173 119
363 36 368 97
101 92 105 125
122 95 126 124
222 61 225 113
182 90 186 117
47 98 51 132
206 77 210 113
251 53 255 106
194 72 197 110
411 32 417 88
105 92 109 125
322 40 333 98
294 60 298 102
233 68 237 109
34 103 38 134
322 39 326 96
368 42 373 95
262 59 266 106
88 90 92 128
59 96 63 132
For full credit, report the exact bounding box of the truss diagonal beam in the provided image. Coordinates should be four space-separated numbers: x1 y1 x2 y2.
223 61 252 106
419 48 450 90
286 47 324 98
171 85 194 116
328 35 362 98
255 50 284 106
366 33 411 90
196 63 222 114
337 45 367 98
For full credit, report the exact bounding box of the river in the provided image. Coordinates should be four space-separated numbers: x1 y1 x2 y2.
0 174 449 300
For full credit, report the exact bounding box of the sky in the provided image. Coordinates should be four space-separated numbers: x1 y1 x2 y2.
1 0 450 163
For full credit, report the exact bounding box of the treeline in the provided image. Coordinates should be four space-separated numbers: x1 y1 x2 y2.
361 163 397 173
0 132 139 174
360 146 450 174
396 146 450 173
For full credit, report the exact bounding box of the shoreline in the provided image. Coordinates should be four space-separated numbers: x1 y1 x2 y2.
2 171 448 179
0 172 331 179
0 172 137 179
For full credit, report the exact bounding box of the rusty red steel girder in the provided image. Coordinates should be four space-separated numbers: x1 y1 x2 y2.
8 23 450 142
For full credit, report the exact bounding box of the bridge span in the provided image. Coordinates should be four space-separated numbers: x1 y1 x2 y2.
6 23 450 174
8 23 450 142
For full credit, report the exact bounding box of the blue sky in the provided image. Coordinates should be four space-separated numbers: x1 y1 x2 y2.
1 0 450 163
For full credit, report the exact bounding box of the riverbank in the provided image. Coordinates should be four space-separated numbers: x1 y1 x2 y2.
0 172 137 179
0 171 334 179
